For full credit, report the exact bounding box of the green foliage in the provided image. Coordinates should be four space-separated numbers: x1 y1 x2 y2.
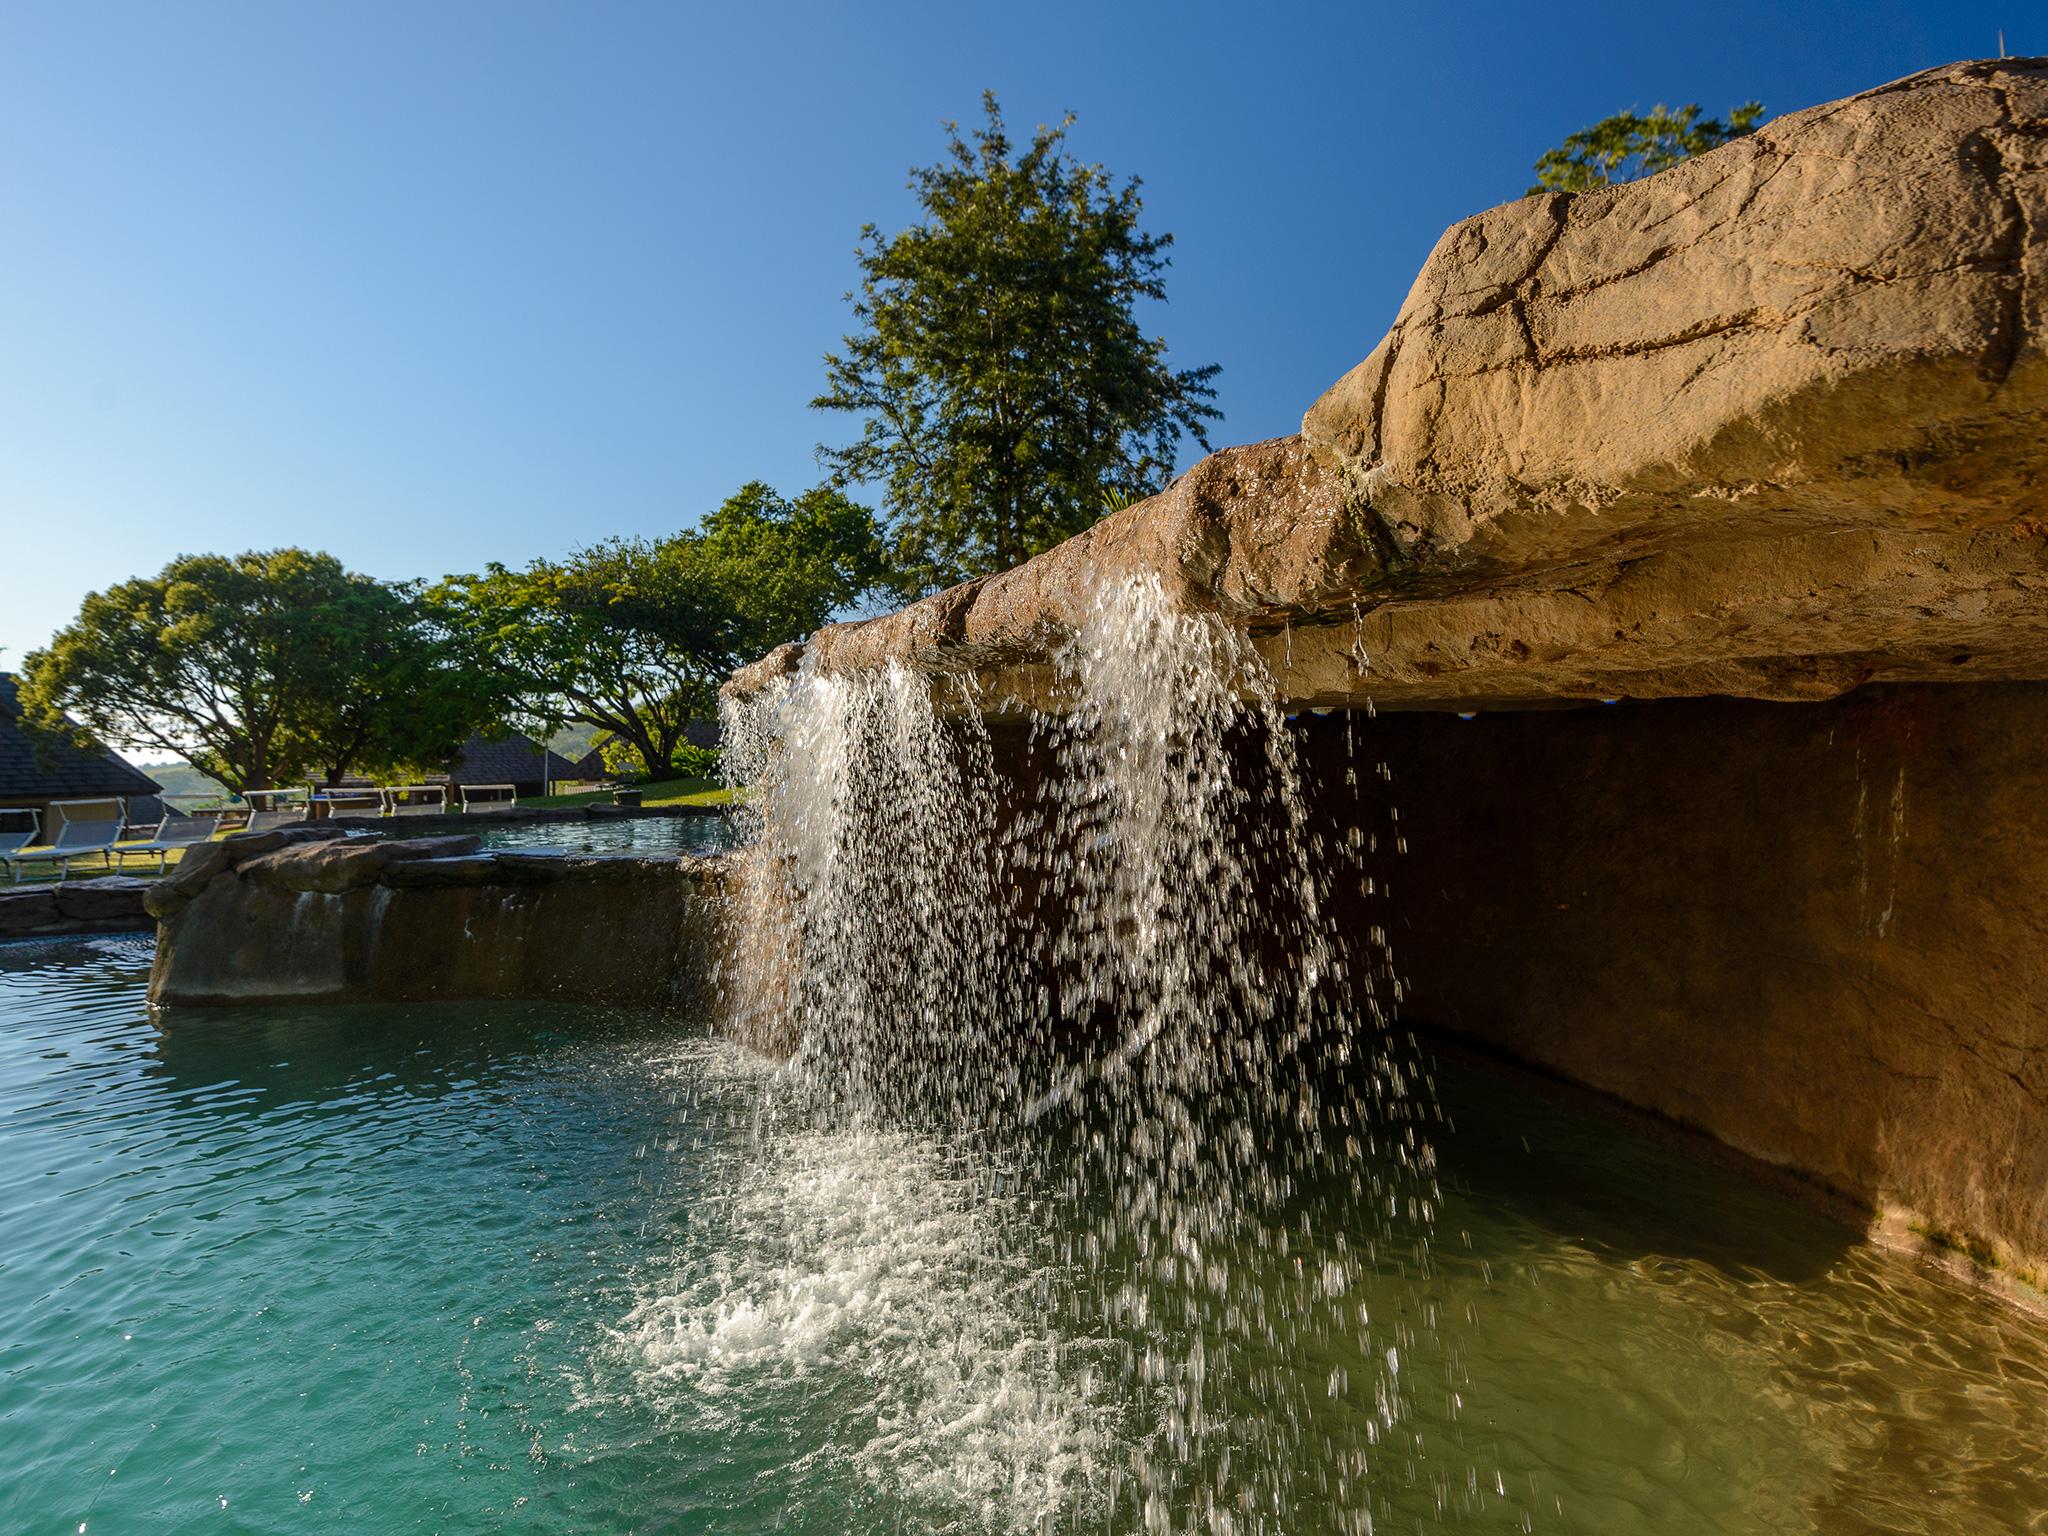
597 733 646 782
692 481 888 648
431 542 723 787
594 733 719 784
1529 101 1765 194
433 482 878 780
673 741 721 780
18 549 492 794
277 576 500 787
815 92 1221 598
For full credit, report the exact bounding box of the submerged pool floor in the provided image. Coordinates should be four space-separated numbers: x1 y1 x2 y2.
2 936 2043 1533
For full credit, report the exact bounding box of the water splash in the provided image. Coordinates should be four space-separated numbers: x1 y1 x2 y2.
711 573 1436 1531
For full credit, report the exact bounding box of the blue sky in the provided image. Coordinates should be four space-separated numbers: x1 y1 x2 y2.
0 0 2023 666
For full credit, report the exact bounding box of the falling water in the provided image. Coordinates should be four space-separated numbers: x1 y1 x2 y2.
712 574 1439 1532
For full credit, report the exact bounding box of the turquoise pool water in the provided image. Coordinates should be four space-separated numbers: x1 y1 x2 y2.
468 814 733 857
4 936 2045 1532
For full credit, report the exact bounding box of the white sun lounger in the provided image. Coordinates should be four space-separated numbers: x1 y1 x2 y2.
459 783 518 813
309 788 385 820
3 799 127 883
385 784 447 816
231 789 309 836
0 810 42 871
114 810 222 875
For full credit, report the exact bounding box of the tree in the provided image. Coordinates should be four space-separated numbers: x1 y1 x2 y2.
437 539 732 786
19 550 500 795
434 483 881 780
22 550 347 794
1529 101 1765 195
277 579 502 787
691 480 888 651
815 93 1221 598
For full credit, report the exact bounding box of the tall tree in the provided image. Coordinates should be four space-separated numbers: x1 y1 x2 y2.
434 483 881 780
436 539 732 785
815 93 1220 598
1530 101 1765 194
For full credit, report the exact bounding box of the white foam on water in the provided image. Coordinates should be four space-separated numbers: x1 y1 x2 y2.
613 1045 1121 1529
614 1122 1122 1531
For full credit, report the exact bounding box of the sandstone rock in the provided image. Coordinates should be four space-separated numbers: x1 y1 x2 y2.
378 854 505 889
1305 683 2048 1280
1304 60 2048 565
0 878 154 935
232 834 483 895
144 839 236 918
234 837 395 893
728 58 2048 715
148 844 724 1008
146 828 344 918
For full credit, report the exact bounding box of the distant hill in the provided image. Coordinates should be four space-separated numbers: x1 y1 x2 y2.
546 723 602 762
140 759 234 805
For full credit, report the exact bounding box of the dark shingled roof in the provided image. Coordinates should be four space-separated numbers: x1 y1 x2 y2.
0 674 163 801
449 730 579 787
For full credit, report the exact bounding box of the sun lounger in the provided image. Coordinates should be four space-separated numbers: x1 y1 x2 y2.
459 783 518 813
3 799 126 883
114 810 222 875
385 785 447 816
0 811 42 873
122 796 167 840
230 790 309 836
310 788 384 820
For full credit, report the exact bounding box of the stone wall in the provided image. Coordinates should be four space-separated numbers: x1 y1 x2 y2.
146 828 723 1010
0 875 155 938
1286 682 2048 1282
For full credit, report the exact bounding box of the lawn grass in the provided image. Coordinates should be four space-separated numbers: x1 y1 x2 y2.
524 776 732 809
4 844 196 885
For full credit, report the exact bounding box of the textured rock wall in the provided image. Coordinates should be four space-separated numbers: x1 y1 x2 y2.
147 828 724 1009
1290 682 2048 1279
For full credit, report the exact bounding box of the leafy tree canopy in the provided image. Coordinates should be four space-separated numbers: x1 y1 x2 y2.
815 92 1220 598
433 482 880 780
1529 101 1765 194
19 549 493 794
692 481 888 652
277 576 503 787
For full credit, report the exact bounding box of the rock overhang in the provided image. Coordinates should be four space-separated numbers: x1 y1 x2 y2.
726 57 2048 717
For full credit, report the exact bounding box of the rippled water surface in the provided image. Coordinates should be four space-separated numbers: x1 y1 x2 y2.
468 813 733 857
4 936 2045 1532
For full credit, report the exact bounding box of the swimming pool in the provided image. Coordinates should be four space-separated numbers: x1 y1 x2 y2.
3 936 2045 1532
467 812 734 857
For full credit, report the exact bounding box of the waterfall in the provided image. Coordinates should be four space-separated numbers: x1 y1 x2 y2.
717 574 1438 1534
